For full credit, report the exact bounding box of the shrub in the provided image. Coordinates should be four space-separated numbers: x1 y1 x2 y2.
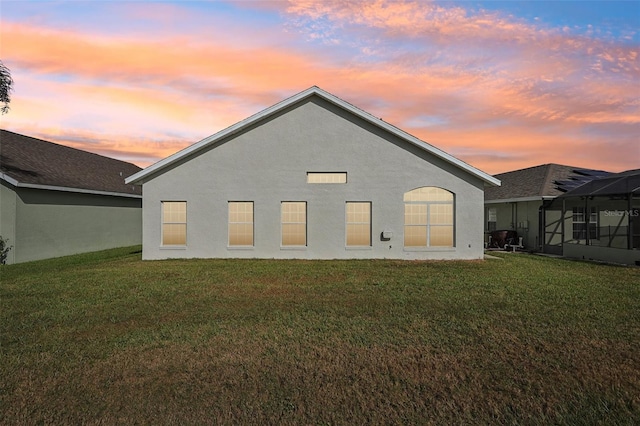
0 236 12 265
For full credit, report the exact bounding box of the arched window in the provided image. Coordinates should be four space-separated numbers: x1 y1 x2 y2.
404 187 454 247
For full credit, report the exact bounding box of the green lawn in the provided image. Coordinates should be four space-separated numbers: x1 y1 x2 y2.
1 247 639 425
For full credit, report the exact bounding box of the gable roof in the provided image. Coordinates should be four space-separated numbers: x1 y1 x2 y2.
1 129 142 198
126 86 500 187
558 168 640 198
485 163 610 203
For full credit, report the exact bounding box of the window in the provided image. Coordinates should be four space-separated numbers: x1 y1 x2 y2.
229 202 254 246
162 201 186 246
572 206 597 241
346 202 371 247
307 172 347 184
487 207 497 232
404 187 454 247
281 202 306 246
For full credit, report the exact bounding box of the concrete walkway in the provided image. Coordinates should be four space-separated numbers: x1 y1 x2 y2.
484 253 503 260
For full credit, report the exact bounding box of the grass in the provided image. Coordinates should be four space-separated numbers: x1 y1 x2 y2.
1 246 639 425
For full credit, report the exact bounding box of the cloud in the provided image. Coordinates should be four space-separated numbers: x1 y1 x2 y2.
281 0 639 123
1 0 638 174
2 21 328 99
1 20 338 163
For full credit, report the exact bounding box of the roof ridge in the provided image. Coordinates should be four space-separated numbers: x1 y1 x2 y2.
495 163 570 177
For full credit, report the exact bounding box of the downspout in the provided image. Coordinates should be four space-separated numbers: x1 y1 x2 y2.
9 185 18 264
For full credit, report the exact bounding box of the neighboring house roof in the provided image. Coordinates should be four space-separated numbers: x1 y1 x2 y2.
126 86 501 187
1 129 142 198
558 169 640 198
485 163 610 203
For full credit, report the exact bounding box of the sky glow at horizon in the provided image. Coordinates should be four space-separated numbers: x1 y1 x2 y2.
1 0 638 174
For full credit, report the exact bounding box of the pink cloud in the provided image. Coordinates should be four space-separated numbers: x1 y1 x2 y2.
1 1 637 175
282 0 639 125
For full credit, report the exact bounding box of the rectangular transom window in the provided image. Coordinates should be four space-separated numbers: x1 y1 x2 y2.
307 172 347 184
229 202 254 246
281 202 307 246
346 202 371 247
162 201 186 246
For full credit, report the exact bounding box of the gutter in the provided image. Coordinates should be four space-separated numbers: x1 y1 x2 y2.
1 173 142 199
484 196 556 204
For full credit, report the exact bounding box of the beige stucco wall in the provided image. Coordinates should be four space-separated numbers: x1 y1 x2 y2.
140 97 487 260
1 184 141 264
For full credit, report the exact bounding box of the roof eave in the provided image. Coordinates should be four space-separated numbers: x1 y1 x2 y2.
1 174 141 198
485 195 556 204
127 89 320 185
0 173 20 187
316 90 502 187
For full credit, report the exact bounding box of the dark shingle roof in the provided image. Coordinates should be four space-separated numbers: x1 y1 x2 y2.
558 169 640 198
0 129 141 196
485 164 610 201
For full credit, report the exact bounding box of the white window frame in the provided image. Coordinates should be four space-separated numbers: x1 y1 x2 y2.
228 201 254 248
307 172 347 184
487 207 497 232
346 202 372 248
403 187 455 249
281 202 307 248
161 201 187 247
572 206 598 241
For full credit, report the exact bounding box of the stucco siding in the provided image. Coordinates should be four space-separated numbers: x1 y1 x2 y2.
0 181 17 264
142 98 486 260
10 187 141 264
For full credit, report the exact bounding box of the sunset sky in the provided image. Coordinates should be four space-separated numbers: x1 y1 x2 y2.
1 0 638 175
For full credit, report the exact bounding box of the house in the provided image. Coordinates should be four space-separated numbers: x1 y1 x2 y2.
484 164 609 252
544 169 640 265
126 86 500 260
0 129 142 264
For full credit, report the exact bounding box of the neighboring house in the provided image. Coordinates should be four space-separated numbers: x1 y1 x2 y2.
126 86 500 261
484 164 609 252
544 169 640 266
0 129 142 264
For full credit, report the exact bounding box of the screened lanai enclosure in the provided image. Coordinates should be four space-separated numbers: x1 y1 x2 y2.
542 169 640 265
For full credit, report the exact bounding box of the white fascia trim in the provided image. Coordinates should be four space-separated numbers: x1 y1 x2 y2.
126 86 501 187
1 173 19 187
316 89 501 187
485 196 556 204
126 89 320 184
1 175 141 199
